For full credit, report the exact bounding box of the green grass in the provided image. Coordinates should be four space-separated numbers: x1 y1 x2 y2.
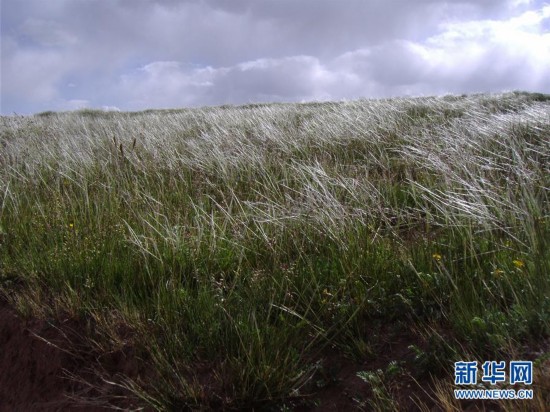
1 91 549 410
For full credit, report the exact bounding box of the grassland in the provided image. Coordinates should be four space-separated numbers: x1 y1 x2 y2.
1 91 549 410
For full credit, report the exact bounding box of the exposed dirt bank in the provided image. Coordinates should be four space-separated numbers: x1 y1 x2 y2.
0 297 145 411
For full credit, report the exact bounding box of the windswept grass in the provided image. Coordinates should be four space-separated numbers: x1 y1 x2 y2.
1 91 549 410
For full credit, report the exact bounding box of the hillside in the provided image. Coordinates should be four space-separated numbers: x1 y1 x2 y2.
1 91 549 410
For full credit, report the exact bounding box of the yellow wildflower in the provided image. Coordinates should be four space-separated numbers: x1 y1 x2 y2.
513 259 524 269
492 268 504 277
432 253 442 261
69 223 74 229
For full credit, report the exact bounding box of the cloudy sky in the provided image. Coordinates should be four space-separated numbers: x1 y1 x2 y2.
1 0 549 114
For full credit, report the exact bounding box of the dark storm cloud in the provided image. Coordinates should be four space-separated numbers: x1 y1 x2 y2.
1 0 549 114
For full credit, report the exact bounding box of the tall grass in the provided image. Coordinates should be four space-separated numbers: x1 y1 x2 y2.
1 91 549 409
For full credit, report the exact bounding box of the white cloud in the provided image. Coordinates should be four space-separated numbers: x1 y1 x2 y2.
414 6 550 91
510 0 535 8
64 99 89 110
101 105 121 112
117 61 216 109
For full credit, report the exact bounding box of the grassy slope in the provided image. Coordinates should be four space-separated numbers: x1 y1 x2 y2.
1 91 549 410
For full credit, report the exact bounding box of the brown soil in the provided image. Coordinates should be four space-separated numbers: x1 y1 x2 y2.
1 292 547 411
0 296 439 411
0 297 146 411
294 325 440 412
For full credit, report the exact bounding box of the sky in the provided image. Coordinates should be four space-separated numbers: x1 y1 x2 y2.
1 0 549 114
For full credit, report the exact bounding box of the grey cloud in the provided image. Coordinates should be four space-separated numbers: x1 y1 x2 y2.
1 0 549 114
4 0 516 68
19 18 78 46
361 41 429 86
114 56 346 110
212 57 326 102
1 36 69 102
